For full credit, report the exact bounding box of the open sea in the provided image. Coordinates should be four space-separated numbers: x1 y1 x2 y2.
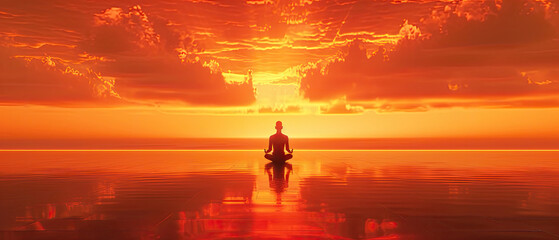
1 139 559 239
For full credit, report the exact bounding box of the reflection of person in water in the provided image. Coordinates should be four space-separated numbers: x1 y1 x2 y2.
264 121 293 162
265 162 292 204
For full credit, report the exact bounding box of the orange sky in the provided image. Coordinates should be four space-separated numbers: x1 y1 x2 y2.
1 0 559 140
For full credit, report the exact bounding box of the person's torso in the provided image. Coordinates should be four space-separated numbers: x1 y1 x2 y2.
271 133 287 155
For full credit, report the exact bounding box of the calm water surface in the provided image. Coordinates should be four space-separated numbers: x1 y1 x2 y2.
1 151 559 239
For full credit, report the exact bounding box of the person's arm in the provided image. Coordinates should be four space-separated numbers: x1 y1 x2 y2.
265 136 272 153
286 136 293 153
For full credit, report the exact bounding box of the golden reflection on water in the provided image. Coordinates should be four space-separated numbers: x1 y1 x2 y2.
1 151 559 239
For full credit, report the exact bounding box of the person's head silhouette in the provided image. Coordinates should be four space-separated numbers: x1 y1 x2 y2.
275 121 283 132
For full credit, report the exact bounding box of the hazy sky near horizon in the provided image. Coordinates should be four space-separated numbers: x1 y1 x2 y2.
1 0 559 139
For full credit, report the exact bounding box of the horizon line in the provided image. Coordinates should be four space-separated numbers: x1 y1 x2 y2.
1 149 558 152
4 137 559 139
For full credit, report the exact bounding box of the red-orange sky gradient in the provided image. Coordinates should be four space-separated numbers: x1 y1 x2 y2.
1 0 559 141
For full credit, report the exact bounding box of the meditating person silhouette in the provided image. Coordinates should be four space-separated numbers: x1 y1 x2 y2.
264 121 293 162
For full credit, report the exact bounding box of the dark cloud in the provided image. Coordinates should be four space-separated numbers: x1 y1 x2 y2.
82 5 255 106
114 57 255 106
300 0 559 110
0 4 255 106
0 47 120 105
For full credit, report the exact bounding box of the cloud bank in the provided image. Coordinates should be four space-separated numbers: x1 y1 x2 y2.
0 4 255 106
299 0 559 111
